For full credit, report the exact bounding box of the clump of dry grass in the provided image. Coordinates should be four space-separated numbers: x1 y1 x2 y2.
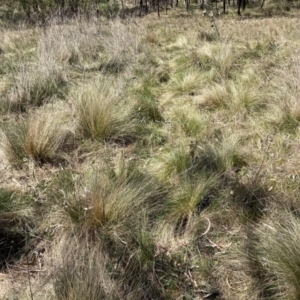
199 71 266 114
3 8 300 300
7 59 67 112
52 238 121 300
37 162 191 299
38 20 102 65
168 69 203 97
149 134 245 185
192 134 246 175
75 78 137 143
195 41 236 80
131 69 166 125
165 175 218 229
98 19 142 73
172 104 208 138
149 142 193 183
266 56 300 134
48 159 163 233
251 210 300 299
1 107 73 166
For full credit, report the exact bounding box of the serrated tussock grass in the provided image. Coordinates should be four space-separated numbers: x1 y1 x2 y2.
7 60 67 112
165 175 218 230
149 134 245 185
168 68 203 97
52 239 121 300
42 164 199 299
172 105 208 138
251 210 300 299
75 78 138 143
132 72 164 123
139 123 167 148
50 161 164 234
150 143 193 183
0 188 34 268
191 135 246 175
266 57 300 134
1 108 73 166
196 41 236 80
199 74 266 114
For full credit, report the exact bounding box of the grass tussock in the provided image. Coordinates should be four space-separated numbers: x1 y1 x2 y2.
266 56 300 134
252 211 300 299
150 143 193 183
52 239 121 300
172 105 208 138
50 162 163 234
39 164 202 299
150 134 245 186
168 69 203 97
98 19 141 73
0 188 33 268
75 78 138 143
199 72 266 114
7 60 67 112
1 108 73 166
192 135 246 174
165 175 218 229
132 71 165 123
196 42 236 80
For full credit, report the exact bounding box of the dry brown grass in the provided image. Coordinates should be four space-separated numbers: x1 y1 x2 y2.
74 77 138 143
2 7 300 300
1 106 73 165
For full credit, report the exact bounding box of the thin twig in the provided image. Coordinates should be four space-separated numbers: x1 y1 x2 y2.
11 267 47 273
209 12 220 38
254 135 272 181
26 255 34 300
200 218 211 237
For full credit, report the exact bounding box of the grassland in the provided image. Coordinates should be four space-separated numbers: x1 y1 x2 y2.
1 2 300 299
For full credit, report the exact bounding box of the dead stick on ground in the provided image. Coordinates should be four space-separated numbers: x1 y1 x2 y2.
26 255 34 300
